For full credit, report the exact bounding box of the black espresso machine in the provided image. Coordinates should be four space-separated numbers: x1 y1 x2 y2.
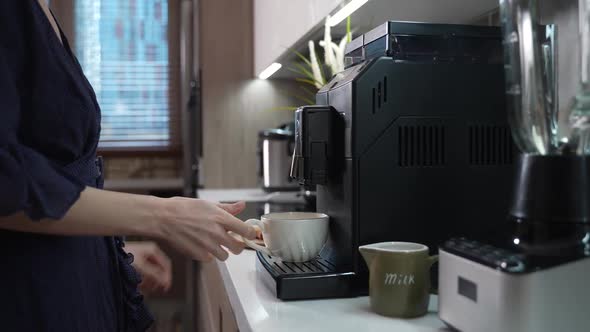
255 21 517 300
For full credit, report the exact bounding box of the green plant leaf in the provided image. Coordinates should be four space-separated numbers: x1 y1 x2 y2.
287 63 316 82
295 77 321 87
297 62 326 86
293 50 313 68
346 16 352 43
294 62 315 78
287 66 314 81
290 67 325 87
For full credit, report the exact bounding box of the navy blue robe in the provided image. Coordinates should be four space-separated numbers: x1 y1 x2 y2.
0 1 153 331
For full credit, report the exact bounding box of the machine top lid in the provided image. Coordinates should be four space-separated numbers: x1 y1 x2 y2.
344 34 364 55
343 21 503 68
363 21 501 46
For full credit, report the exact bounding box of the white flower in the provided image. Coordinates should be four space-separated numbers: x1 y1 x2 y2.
308 40 324 89
336 35 349 72
319 16 352 76
323 16 337 75
298 17 351 90
320 36 347 74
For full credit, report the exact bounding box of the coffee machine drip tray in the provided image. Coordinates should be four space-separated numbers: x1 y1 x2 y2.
255 251 356 300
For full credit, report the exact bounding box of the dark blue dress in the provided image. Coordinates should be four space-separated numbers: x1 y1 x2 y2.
0 1 153 331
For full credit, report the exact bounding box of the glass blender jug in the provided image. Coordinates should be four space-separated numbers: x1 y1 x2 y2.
501 0 590 155
500 0 590 255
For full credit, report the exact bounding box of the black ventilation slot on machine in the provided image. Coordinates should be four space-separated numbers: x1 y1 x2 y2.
398 125 446 167
372 88 376 114
372 76 389 114
383 76 388 103
469 125 514 166
377 81 382 109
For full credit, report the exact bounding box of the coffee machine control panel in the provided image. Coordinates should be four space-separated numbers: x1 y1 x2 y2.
442 238 526 273
442 237 590 274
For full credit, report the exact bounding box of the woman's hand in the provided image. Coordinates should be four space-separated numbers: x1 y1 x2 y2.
125 241 172 294
155 199 255 262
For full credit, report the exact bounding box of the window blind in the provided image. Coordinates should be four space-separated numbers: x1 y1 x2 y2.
74 0 180 150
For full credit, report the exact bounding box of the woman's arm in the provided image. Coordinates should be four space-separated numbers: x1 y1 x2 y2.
0 187 256 261
0 187 161 237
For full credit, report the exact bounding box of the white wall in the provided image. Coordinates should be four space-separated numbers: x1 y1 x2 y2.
254 0 342 75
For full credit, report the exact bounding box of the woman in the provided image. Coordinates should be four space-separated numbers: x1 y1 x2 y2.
0 1 256 331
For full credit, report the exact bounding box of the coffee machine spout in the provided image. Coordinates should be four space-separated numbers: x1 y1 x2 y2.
289 152 302 182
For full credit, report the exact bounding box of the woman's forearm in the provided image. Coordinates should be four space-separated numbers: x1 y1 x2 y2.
0 188 256 262
0 187 163 238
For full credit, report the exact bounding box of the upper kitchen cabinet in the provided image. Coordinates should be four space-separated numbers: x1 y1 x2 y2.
254 0 342 76
254 0 499 78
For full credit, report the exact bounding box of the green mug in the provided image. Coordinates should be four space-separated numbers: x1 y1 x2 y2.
359 242 438 318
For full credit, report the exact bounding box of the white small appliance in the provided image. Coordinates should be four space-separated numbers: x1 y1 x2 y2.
439 236 590 332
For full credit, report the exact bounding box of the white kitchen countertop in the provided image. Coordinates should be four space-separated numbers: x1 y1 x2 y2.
217 250 449 332
198 188 304 203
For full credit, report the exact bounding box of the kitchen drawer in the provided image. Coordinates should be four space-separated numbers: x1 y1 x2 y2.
195 261 239 332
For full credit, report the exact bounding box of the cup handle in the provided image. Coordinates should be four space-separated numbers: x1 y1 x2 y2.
428 255 439 295
241 219 272 256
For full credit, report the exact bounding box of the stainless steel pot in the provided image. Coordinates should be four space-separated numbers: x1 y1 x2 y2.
257 123 299 192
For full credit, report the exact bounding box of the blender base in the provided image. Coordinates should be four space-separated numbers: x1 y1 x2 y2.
439 240 590 332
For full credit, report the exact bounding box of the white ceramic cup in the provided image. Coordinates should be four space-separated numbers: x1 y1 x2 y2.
242 212 329 262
